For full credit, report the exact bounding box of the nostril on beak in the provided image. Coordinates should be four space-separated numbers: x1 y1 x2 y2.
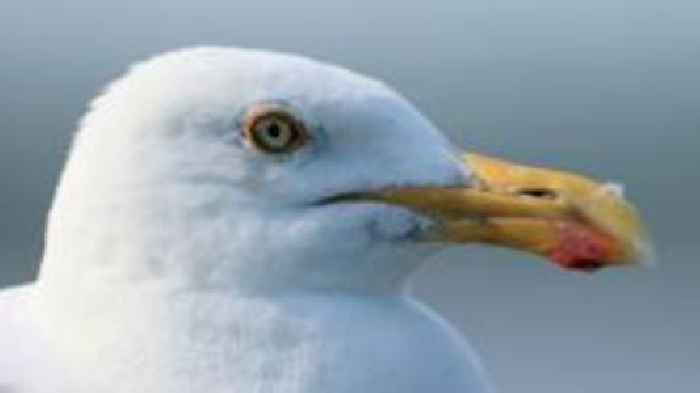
516 188 559 200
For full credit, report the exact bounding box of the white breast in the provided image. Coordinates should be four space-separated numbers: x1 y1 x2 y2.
33 290 491 393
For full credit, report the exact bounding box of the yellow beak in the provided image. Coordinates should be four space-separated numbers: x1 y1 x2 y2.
352 153 653 272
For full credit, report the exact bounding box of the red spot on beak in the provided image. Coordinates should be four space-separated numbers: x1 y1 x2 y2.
549 222 614 273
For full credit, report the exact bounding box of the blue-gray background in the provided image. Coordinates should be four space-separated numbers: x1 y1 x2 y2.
1 1 698 391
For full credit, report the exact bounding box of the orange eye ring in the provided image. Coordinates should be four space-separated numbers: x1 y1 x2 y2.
243 105 308 154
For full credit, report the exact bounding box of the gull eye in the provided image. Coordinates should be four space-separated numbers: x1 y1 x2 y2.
243 106 308 154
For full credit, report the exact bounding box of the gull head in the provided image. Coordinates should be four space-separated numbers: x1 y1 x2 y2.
39 47 652 296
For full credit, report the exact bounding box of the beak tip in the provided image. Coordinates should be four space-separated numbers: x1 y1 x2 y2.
632 237 658 269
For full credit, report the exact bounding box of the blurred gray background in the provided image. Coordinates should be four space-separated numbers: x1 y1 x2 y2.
1 0 698 392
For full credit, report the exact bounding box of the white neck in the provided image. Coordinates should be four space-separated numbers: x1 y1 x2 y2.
38 143 434 301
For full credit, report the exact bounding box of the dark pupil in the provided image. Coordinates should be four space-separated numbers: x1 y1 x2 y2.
267 122 281 138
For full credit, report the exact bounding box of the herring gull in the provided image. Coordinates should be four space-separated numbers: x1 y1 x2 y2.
0 47 652 393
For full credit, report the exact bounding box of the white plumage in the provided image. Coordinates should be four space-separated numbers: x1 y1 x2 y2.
0 47 492 392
